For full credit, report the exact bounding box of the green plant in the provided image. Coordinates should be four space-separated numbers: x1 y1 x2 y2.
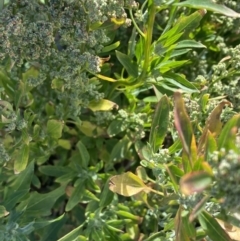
0 0 240 240
110 92 240 240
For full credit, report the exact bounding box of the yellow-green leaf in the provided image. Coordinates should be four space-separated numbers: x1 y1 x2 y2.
58 139 71 150
96 74 117 82
88 99 118 111
47 119 64 139
0 205 9 218
14 144 29 174
109 172 150 197
77 121 105 137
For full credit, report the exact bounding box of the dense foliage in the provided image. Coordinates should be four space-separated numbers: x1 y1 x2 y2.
0 0 240 240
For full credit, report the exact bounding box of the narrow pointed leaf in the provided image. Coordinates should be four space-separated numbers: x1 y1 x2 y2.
174 91 197 169
115 50 138 78
57 223 84 241
218 114 240 151
101 41 120 53
115 210 143 223
18 185 66 216
149 95 170 152
65 182 85 211
199 211 232 241
159 10 206 41
175 40 206 49
76 141 90 168
175 0 240 18
198 100 231 154
96 74 117 82
4 161 34 210
175 207 191 241
99 178 114 208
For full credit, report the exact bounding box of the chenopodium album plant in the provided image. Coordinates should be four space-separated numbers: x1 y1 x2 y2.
109 92 240 241
0 0 240 240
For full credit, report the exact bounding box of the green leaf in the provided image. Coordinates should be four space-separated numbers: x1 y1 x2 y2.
199 211 232 241
205 131 217 161
39 214 66 241
39 165 73 177
198 100 231 155
14 144 29 174
181 210 196 238
144 232 164 241
175 0 240 18
136 166 148 182
175 40 206 49
57 223 84 241
0 0 4 11
149 95 170 152
65 182 85 212
103 225 122 241
88 99 118 112
180 171 212 195
0 205 9 218
110 138 131 162
109 172 150 197
163 77 198 93
0 68 15 99
174 91 197 171
101 41 120 53
107 120 126 136
159 10 206 42
4 161 34 210
115 50 138 78
17 185 66 216
82 189 99 202
115 210 143 223
76 141 90 168
218 114 240 151
51 78 64 91
175 208 191 241
96 74 117 82
168 164 184 178
170 48 191 58
155 60 189 73
47 119 64 139
58 139 71 150
99 178 114 208
55 171 77 184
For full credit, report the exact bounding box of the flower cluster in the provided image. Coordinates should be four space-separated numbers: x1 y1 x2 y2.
93 111 115 125
0 143 10 164
117 109 147 139
211 148 240 212
0 0 137 117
